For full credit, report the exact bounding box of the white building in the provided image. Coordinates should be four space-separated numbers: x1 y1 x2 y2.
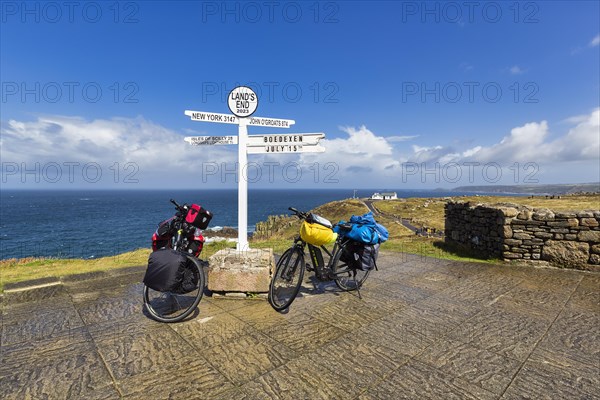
371 192 397 200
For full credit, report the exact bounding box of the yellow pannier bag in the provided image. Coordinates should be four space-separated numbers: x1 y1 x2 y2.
300 221 337 246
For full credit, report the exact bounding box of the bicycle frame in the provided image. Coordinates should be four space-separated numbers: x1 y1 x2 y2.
300 236 351 280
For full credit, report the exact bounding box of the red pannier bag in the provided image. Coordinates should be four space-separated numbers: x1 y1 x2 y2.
185 204 213 229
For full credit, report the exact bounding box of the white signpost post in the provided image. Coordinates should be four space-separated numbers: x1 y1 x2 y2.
184 86 325 251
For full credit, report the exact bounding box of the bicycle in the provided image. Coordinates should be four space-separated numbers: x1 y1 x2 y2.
143 199 211 323
268 207 372 311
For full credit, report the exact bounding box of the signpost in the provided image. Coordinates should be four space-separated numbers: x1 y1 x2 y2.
184 87 325 250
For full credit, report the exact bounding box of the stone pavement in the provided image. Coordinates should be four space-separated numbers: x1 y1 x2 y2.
1 253 598 399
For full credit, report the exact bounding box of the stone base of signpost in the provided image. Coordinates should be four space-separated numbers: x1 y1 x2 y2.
207 248 274 295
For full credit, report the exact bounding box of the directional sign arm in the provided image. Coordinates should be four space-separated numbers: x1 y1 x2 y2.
184 110 239 125
245 116 296 128
184 136 238 145
247 133 324 147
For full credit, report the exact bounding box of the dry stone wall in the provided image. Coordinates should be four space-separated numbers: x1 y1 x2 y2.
445 202 600 271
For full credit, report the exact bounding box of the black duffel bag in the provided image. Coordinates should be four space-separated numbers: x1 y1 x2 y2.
341 241 380 271
143 249 197 293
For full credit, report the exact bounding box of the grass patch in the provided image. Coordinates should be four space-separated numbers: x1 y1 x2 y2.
380 236 500 264
0 240 239 292
250 238 293 255
0 248 151 291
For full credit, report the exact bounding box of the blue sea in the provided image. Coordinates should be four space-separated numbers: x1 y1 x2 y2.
0 189 506 260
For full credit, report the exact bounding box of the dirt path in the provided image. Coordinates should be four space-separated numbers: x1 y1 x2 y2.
363 199 423 234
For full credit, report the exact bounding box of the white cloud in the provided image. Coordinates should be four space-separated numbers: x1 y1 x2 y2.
562 113 591 124
387 135 419 142
509 65 525 75
0 115 236 186
572 34 600 55
1 116 413 187
405 108 600 165
299 125 402 175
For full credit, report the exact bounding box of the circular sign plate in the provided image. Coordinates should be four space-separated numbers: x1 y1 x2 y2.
228 86 258 118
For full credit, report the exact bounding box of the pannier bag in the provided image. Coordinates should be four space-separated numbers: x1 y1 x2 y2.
143 249 196 293
151 232 170 251
186 204 213 229
335 212 389 245
300 221 337 246
157 217 174 237
346 224 380 245
341 241 380 271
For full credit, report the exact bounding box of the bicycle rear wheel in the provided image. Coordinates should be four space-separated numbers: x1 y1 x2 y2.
332 244 371 291
268 247 305 311
143 255 205 323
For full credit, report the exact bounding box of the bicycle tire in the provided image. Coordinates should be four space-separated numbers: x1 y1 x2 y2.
268 247 305 311
332 243 371 291
143 255 205 323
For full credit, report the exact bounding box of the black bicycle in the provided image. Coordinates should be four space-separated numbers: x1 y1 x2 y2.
268 207 371 311
143 199 212 323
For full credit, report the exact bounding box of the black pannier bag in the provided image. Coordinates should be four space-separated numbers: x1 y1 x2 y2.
341 241 380 271
156 218 172 237
143 249 195 293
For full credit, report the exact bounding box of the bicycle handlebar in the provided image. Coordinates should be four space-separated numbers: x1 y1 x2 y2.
288 207 308 219
170 199 188 214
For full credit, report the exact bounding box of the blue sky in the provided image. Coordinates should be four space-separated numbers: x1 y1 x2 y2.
1 1 599 189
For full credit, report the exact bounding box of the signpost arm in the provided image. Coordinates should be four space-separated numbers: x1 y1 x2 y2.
237 119 249 250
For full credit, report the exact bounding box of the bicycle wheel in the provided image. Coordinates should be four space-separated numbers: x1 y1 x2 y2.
268 247 305 311
332 244 371 291
143 255 205 323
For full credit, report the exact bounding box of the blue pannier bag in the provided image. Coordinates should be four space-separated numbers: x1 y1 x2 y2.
346 224 379 244
336 212 389 245
374 222 389 243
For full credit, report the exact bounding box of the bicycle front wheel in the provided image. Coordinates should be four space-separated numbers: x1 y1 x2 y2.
332 244 371 291
143 255 205 323
268 247 305 311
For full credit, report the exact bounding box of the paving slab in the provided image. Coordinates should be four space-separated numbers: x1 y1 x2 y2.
358 359 497 400
0 328 116 399
501 349 600 399
1 251 598 399
415 338 522 396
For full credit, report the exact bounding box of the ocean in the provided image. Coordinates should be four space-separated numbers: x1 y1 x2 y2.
0 188 503 260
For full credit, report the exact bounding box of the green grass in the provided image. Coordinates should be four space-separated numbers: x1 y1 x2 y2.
250 238 293 255
0 248 151 292
380 237 500 264
0 240 238 292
